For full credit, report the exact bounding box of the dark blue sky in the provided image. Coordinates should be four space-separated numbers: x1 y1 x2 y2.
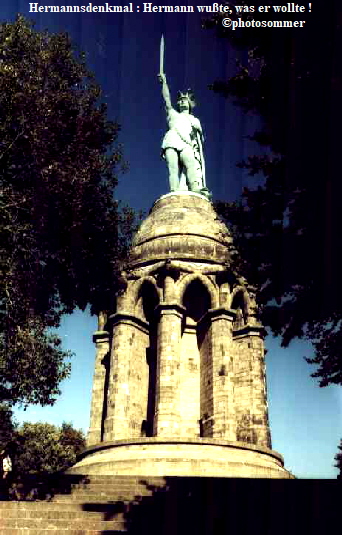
6 1 341 478
17 0 261 211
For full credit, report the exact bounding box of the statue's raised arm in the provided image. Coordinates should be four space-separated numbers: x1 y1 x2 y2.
158 73 172 110
158 37 209 199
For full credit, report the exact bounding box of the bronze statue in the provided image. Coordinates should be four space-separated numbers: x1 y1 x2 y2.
158 36 210 198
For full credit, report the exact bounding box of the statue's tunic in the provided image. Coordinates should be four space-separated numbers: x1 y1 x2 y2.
161 108 202 154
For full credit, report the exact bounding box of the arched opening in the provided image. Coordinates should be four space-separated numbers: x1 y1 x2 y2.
231 290 247 330
183 279 211 322
135 281 159 322
181 279 213 438
135 281 159 437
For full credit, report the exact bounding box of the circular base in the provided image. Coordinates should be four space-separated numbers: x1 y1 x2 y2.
156 191 210 203
68 438 294 479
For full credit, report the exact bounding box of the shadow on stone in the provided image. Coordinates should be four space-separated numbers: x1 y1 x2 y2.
82 500 127 521
6 472 88 501
81 477 340 535
1 474 340 533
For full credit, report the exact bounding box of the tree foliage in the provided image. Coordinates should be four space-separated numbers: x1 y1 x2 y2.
13 421 85 475
204 1 342 385
0 16 136 406
0 403 16 451
334 439 342 479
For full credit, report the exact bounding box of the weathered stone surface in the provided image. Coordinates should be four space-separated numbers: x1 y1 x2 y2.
69 438 293 478
129 192 232 267
0 475 166 533
83 192 292 478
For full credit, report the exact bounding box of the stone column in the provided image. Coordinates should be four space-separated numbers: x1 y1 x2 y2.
233 325 271 448
199 308 236 440
87 330 110 446
103 313 149 441
248 327 272 449
154 303 185 436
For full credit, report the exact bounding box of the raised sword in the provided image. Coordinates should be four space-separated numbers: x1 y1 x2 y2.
159 34 164 75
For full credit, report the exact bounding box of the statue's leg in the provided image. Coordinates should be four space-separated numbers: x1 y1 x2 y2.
165 148 179 191
180 147 201 192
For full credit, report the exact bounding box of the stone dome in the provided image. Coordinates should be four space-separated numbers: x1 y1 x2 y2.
128 192 232 268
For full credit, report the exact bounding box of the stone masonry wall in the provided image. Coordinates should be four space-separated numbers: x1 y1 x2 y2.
87 332 109 446
154 305 183 437
199 322 214 437
128 326 149 438
179 325 200 437
104 320 135 441
233 332 271 448
87 194 273 455
209 311 236 440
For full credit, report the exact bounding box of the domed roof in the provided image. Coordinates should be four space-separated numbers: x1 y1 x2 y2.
128 192 232 268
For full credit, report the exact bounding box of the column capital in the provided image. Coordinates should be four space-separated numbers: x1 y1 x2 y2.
92 330 110 344
233 324 267 338
198 307 236 329
155 302 186 319
108 313 149 334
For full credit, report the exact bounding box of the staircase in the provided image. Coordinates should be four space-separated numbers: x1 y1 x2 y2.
0 475 339 534
0 474 168 534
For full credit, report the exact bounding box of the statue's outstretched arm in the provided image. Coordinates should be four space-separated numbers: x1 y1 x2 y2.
158 73 172 111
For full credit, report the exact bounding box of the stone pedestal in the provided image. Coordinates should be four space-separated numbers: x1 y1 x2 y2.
68 438 294 478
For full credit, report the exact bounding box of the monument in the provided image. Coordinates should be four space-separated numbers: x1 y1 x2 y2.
69 39 293 478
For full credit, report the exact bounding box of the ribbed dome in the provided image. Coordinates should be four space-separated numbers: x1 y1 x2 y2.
128 192 232 268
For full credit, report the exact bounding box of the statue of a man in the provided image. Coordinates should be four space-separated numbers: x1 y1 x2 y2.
158 73 209 198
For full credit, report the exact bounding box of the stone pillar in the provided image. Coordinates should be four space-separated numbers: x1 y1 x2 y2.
154 303 185 436
103 313 149 441
233 325 271 448
199 308 236 440
179 320 200 437
248 328 272 449
87 330 110 446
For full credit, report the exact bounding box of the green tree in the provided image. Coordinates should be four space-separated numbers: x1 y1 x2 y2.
0 16 136 407
13 422 85 475
204 1 341 386
0 403 16 451
334 439 342 479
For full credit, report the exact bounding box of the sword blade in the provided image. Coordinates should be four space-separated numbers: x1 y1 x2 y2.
159 34 164 75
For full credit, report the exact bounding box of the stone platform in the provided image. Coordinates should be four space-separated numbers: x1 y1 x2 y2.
67 438 294 478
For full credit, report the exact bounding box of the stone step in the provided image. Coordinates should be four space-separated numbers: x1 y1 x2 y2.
4 475 165 503
0 517 126 530
0 505 127 521
1 530 125 535
0 501 129 512
53 494 142 505
68 482 163 490
61 487 156 495
61 476 166 486
52 492 147 500
74 475 166 485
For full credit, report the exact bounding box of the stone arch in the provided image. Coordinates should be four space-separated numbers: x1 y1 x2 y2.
132 277 160 322
130 278 160 437
177 273 219 310
178 277 215 439
230 286 250 329
183 279 212 322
